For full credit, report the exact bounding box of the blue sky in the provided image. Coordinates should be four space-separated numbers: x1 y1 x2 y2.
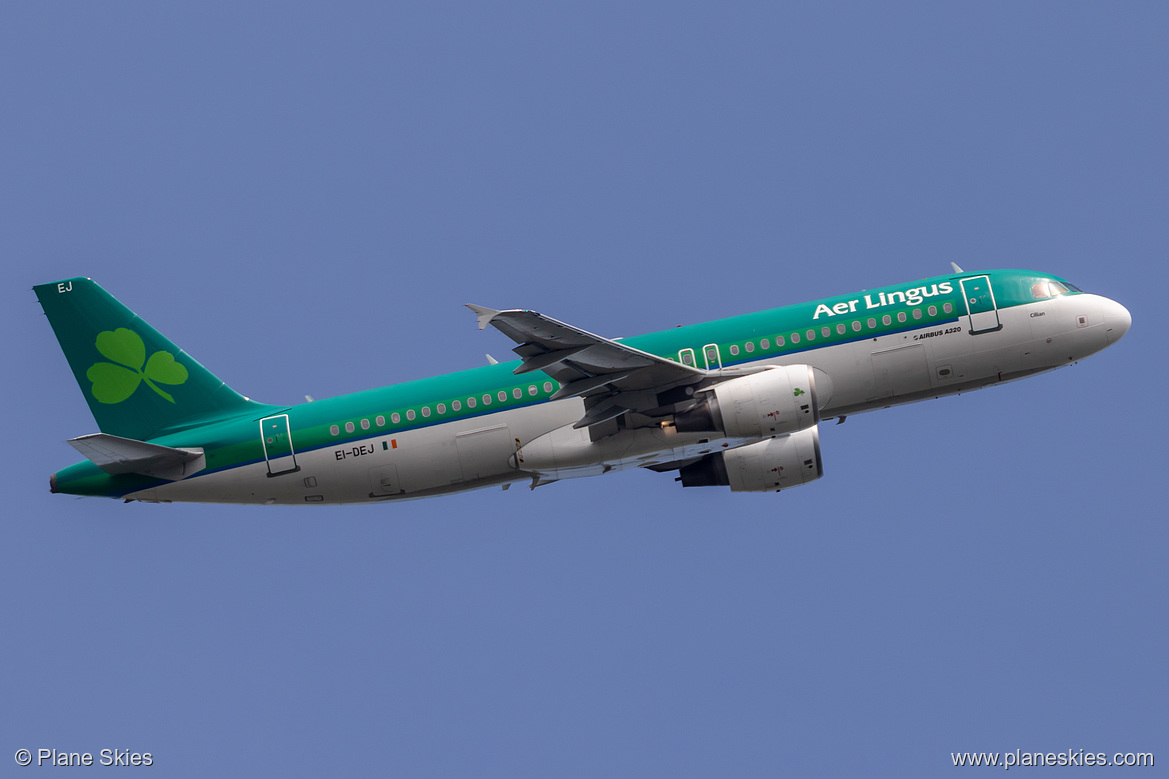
3 2 1166 776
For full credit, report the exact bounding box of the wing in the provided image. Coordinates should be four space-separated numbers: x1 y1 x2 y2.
468 305 708 429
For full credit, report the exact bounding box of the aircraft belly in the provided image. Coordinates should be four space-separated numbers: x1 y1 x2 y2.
328 404 578 502
131 462 252 504
517 423 756 480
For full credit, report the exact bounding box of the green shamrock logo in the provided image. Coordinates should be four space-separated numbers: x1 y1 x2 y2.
793 387 805 397
86 328 189 404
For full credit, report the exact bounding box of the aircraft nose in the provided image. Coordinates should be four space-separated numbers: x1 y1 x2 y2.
1101 297 1131 345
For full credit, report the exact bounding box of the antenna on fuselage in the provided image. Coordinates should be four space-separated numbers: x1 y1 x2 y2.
950 262 965 273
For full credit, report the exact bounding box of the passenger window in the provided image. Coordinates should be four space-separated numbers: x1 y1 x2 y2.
361 418 370 430
822 326 830 337
528 385 537 396
867 318 876 328
391 412 401 423
483 394 491 405
851 321 861 332
467 397 477 408
806 329 815 341
405 410 415 421
928 305 937 317
422 406 431 418
543 382 553 393
498 391 507 402
437 403 446 414
345 422 355 433
512 388 522 399
452 400 461 411
745 341 754 353
836 323 846 335
882 315 892 326
761 338 770 349
729 345 739 356
912 309 922 320
897 312 907 323
943 302 953 314
790 333 800 344
376 415 385 427
330 425 339 436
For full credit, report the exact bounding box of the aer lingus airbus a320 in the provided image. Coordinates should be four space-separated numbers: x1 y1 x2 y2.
37 267 1129 504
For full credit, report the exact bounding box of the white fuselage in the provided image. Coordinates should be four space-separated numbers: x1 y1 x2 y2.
129 292 1126 505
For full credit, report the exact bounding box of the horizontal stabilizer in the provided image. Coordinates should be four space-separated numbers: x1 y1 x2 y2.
67 433 205 481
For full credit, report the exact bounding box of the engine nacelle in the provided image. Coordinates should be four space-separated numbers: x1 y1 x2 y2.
679 425 823 492
676 364 819 438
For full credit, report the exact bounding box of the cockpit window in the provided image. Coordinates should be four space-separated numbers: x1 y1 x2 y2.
1031 280 1074 299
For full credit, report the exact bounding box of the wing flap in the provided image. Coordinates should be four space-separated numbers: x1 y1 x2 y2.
513 345 591 374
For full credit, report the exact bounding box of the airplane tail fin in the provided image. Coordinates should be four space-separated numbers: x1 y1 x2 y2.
35 278 268 441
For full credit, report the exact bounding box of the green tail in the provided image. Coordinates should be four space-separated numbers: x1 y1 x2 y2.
35 277 267 441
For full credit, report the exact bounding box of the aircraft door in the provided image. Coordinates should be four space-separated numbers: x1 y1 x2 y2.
703 343 723 371
260 414 298 475
961 275 1002 335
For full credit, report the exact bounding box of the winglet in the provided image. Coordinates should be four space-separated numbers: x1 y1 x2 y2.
950 262 965 273
466 304 502 331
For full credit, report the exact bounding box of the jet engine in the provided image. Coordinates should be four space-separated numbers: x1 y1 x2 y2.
675 364 819 438
678 425 823 492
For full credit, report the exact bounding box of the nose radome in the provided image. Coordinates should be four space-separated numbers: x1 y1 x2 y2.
1102 298 1131 345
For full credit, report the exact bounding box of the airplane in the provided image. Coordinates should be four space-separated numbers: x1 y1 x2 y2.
36 266 1130 505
